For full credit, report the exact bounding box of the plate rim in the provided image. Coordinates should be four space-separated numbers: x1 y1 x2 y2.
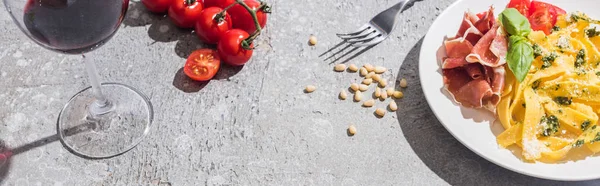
418 0 600 181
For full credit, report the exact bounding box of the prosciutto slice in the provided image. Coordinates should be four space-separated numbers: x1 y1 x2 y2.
440 7 507 112
466 23 508 67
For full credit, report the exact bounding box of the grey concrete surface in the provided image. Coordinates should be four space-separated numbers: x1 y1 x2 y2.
1 0 600 185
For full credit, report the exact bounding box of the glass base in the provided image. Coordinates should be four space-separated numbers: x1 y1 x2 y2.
57 83 153 159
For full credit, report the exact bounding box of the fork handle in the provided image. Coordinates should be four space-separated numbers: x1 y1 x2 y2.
391 0 412 13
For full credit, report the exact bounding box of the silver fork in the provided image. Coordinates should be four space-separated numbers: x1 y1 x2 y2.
337 0 414 47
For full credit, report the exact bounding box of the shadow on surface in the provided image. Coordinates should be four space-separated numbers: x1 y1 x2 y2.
0 121 96 183
394 38 600 185
125 1 242 92
319 40 378 64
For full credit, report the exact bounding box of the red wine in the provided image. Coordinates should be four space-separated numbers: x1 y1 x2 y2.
23 0 129 54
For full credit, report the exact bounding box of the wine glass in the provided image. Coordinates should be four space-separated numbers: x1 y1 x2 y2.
3 0 153 159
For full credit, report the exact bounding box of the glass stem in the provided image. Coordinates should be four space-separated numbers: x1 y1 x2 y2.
83 54 113 116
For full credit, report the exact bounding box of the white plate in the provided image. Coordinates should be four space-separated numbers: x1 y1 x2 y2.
420 0 600 181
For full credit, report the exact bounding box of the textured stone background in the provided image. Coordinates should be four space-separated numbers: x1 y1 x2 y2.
1 0 600 185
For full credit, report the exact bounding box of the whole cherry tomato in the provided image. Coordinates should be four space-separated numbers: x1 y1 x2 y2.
142 0 173 13
228 0 268 34
217 29 254 66
184 49 221 81
203 0 235 9
195 7 232 44
168 0 203 28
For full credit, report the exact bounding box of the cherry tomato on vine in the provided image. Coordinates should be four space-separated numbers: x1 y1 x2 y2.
217 29 253 66
228 0 268 34
168 0 203 28
195 7 233 44
142 0 174 13
203 0 235 9
184 49 221 81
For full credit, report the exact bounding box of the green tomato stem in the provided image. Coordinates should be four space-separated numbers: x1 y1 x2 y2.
236 0 262 49
186 0 195 6
216 2 239 23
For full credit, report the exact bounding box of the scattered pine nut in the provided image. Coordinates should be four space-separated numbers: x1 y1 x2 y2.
400 78 408 88
364 64 375 72
348 125 357 136
366 72 375 79
386 88 394 96
374 66 386 74
362 78 373 85
359 84 369 92
354 91 363 102
305 85 316 93
359 67 368 77
309 35 317 46
339 90 348 100
389 101 398 111
375 108 386 117
380 90 388 100
363 99 375 107
374 87 382 98
372 74 382 82
393 91 404 99
350 83 359 92
348 64 359 72
334 64 347 72
379 80 388 88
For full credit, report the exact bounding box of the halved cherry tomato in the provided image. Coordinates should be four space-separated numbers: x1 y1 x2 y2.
530 1 566 24
195 7 232 44
203 0 236 9
217 29 253 66
184 49 221 81
142 0 173 13
506 0 531 16
168 0 203 28
228 0 267 34
529 7 553 35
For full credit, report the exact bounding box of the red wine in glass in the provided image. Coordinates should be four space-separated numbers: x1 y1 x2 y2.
3 0 153 159
23 0 129 54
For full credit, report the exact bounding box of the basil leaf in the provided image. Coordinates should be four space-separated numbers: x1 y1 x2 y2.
507 35 534 82
500 8 532 37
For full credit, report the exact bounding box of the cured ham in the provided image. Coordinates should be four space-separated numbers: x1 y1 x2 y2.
440 6 507 111
466 24 508 67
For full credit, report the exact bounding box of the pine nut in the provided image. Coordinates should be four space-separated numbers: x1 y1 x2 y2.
375 108 386 117
305 85 316 93
379 80 387 88
374 66 386 74
374 87 381 98
386 88 394 96
350 83 359 92
354 91 362 102
366 72 375 79
364 64 374 72
334 64 347 72
389 101 398 111
348 64 359 72
359 84 369 92
380 90 388 100
372 74 382 82
363 99 375 107
362 78 373 85
400 78 408 88
339 90 348 100
348 125 356 136
309 35 317 46
393 91 404 99
359 67 368 77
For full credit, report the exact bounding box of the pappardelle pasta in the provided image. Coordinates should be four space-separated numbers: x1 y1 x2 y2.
497 13 600 162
